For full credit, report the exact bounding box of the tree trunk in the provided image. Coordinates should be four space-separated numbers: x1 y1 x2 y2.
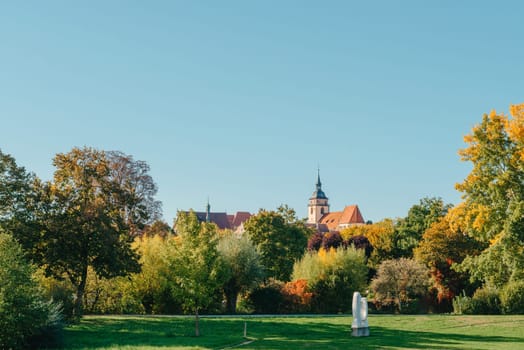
73 266 88 320
195 308 200 337
225 289 239 314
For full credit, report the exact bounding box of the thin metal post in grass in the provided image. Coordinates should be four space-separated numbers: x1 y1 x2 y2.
244 321 247 338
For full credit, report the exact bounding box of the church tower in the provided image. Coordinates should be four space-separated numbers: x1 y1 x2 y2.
307 170 330 224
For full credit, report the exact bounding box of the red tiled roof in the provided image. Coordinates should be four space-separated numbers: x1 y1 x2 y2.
339 205 365 225
319 212 343 231
319 205 365 230
231 211 252 227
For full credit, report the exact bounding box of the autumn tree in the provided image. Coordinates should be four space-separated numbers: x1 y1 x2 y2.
307 231 323 251
321 231 343 249
106 151 162 236
166 211 226 336
341 219 396 268
414 217 483 310
218 233 264 314
347 235 373 258
25 147 159 318
452 104 524 287
370 258 430 312
141 220 173 239
244 205 311 281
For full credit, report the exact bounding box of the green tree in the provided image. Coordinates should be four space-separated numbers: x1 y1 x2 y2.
128 234 179 314
0 149 35 222
244 205 310 281
0 231 62 349
0 149 41 250
292 247 368 313
452 105 524 286
218 233 264 314
166 211 226 336
370 258 430 312
395 197 452 257
27 147 149 318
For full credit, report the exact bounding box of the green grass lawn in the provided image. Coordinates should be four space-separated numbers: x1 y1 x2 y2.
60 314 524 350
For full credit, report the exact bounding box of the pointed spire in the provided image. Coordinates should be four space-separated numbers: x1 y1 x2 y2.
205 197 210 223
316 167 322 190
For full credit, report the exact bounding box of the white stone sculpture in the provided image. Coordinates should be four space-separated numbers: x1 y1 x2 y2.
351 291 369 336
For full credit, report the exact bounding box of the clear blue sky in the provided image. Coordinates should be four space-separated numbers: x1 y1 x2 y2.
1 1 523 223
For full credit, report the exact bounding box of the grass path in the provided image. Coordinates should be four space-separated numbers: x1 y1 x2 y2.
60 314 524 350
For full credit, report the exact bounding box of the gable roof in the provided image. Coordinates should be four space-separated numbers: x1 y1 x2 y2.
319 211 343 230
319 205 365 230
192 212 232 230
339 205 365 225
231 211 252 227
183 211 252 231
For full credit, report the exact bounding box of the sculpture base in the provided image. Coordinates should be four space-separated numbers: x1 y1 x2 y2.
351 327 370 337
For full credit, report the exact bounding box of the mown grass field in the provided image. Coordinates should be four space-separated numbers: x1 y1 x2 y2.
60 314 524 350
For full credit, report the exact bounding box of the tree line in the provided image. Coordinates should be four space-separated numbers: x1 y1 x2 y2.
1 103 524 348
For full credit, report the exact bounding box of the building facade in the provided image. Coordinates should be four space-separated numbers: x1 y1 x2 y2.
307 171 365 232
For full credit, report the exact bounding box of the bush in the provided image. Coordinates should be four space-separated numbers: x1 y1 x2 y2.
347 235 373 258
307 232 323 251
0 232 63 349
452 291 473 315
36 271 76 321
247 280 286 314
470 286 501 314
370 258 430 313
293 247 368 313
500 280 524 314
321 232 343 250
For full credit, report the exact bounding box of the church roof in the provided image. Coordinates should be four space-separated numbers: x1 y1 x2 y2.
193 212 231 230
231 211 252 227
319 205 365 230
185 211 252 230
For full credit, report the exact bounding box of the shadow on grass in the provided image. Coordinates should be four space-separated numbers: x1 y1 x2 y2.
60 316 524 350
244 320 523 350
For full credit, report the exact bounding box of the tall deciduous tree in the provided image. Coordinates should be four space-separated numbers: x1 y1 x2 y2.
453 104 524 286
395 197 452 258
370 258 430 312
218 233 264 314
414 217 483 310
0 149 34 222
167 211 226 336
106 151 162 236
0 149 40 244
244 205 310 281
29 147 157 318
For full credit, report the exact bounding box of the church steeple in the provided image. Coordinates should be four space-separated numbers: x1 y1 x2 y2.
205 198 211 223
308 169 330 224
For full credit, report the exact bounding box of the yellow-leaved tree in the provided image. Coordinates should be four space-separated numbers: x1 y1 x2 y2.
452 104 524 287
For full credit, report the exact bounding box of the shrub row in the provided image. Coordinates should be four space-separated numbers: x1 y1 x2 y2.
453 281 524 315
